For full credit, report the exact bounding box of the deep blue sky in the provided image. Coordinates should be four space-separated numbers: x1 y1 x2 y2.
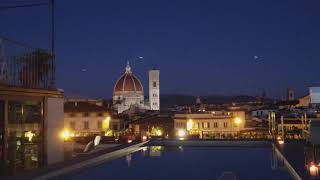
1 0 320 99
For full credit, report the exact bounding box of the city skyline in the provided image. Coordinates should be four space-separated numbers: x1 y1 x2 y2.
1 0 320 98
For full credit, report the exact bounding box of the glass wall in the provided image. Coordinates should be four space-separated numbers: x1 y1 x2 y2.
6 99 44 175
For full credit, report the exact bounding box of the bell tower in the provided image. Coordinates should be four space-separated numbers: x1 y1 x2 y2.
149 69 160 111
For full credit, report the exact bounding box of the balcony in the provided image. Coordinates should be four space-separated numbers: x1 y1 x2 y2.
0 37 55 90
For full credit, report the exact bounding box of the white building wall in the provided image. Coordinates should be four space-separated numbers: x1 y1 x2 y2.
149 69 160 110
64 112 121 136
114 93 145 114
45 97 64 165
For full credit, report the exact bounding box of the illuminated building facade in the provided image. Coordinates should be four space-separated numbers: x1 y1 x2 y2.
174 111 246 139
149 69 160 111
64 99 121 136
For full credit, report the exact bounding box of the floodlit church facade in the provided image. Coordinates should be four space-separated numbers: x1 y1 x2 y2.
113 62 160 114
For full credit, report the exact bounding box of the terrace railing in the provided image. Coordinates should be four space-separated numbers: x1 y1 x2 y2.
0 37 55 89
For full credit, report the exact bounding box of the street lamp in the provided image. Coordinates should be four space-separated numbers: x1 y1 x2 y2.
60 129 71 141
177 129 186 139
234 117 242 126
233 117 242 138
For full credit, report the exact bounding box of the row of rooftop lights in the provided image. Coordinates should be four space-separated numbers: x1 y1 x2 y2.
198 109 232 115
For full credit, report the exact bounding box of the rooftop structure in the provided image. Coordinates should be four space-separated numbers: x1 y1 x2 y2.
0 37 55 90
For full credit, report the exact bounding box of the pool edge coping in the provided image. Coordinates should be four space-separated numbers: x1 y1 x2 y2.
33 141 148 180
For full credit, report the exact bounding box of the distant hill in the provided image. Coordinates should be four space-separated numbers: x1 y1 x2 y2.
160 94 267 109
201 95 258 104
160 94 196 107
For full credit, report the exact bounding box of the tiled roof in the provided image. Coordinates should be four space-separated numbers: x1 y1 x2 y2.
64 102 110 113
130 115 173 125
114 73 143 92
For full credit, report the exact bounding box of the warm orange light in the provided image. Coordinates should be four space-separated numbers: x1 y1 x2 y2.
310 164 318 176
234 117 242 125
278 140 284 145
277 136 281 140
156 130 162 136
186 119 193 131
142 136 147 141
25 131 35 142
177 129 186 137
127 139 133 143
60 129 71 141
103 116 111 129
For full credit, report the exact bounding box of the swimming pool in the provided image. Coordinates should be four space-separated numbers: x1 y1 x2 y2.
67 146 292 180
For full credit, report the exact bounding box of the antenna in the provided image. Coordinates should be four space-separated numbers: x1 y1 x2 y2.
50 0 56 87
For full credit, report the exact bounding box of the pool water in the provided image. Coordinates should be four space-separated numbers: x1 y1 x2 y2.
67 146 292 180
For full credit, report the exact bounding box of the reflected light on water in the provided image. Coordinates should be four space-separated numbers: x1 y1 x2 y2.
126 154 132 167
142 147 148 152
150 146 162 157
218 172 236 180
67 146 293 180
141 146 149 157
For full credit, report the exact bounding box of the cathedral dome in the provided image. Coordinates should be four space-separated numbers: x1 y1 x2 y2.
113 62 143 94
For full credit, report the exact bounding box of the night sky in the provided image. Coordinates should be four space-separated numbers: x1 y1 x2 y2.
1 0 320 99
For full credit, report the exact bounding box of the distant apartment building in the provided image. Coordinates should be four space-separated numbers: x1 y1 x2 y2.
293 87 320 108
64 99 121 137
251 108 278 119
174 111 246 138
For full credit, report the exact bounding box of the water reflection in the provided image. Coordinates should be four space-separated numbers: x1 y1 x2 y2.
140 146 148 157
139 146 183 158
178 146 184 152
150 146 163 157
270 145 285 171
69 146 292 180
126 154 132 167
270 147 278 170
217 172 236 180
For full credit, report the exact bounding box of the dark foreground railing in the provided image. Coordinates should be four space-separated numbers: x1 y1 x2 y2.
0 37 55 89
